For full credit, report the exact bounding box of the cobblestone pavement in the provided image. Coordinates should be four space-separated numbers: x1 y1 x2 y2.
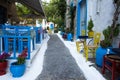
36 34 86 80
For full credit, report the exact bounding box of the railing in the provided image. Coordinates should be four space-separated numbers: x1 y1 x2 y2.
0 25 36 59
34 27 43 43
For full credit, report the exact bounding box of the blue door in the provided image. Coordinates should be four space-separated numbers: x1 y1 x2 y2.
80 0 87 36
76 0 87 38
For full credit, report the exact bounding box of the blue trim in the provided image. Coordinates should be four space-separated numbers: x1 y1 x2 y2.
28 37 30 59
78 0 82 3
76 0 87 39
85 0 88 35
13 38 16 58
0 37 1 54
2 25 32 59
32 38 35 50
76 2 81 39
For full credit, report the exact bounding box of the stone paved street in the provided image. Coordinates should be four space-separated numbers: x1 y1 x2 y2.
36 34 86 80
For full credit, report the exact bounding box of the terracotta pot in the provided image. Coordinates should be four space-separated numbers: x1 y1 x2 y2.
0 60 8 75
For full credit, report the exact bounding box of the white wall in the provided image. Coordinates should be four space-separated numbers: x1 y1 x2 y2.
87 0 120 47
87 0 114 39
42 19 46 29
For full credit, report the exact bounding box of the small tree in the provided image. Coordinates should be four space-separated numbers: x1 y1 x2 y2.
100 0 120 48
88 18 94 32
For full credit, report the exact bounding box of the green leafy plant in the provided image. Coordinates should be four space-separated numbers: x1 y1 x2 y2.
100 0 120 48
100 40 111 48
88 18 94 31
16 48 27 65
100 25 120 48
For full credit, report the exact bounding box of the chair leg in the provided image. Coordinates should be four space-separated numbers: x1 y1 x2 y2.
85 46 88 61
102 56 105 74
86 51 88 61
112 61 116 80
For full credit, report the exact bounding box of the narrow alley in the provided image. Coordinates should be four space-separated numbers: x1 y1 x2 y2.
36 34 86 80
0 0 120 80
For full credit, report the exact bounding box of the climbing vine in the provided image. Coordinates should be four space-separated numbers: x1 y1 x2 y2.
100 0 120 48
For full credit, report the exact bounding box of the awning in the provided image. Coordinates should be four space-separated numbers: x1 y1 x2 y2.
17 0 45 18
22 13 42 19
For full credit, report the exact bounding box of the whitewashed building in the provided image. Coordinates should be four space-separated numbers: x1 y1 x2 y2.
75 0 120 47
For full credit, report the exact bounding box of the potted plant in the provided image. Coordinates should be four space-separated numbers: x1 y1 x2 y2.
65 28 73 41
0 52 12 75
96 0 120 67
10 48 27 77
96 25 119 67
96 27 111 67
88 18 94 37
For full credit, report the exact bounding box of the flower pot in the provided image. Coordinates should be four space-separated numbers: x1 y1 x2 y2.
67 33 72 41
10 62 26 77
0 60 8 75
96 47 107 67
62 33 67 39
88 31 94 37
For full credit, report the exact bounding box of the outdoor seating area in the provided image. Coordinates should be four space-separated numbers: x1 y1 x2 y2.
59 30 120 80
78 38 120 80
0 24 45 77
102 54 120 80
0 0 120 79
84 33 101 61
0 25 44 59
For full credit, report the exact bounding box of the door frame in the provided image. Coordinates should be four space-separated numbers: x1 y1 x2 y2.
76 0 88 39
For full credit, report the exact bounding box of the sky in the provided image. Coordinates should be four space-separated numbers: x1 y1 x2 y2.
0 33 106 80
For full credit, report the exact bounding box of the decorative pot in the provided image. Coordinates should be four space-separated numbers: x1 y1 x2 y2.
10 62 26 77
0 60 8 75
62 33 67 39
67 33 72 41
88 31 94 37
96 46 107 67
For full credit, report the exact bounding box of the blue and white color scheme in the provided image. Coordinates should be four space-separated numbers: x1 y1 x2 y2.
76 0 87 39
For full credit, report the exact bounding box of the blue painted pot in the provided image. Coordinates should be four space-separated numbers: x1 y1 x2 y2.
67 33 72 41
96 46 107 67
60 32 64 35
10 62 26 77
